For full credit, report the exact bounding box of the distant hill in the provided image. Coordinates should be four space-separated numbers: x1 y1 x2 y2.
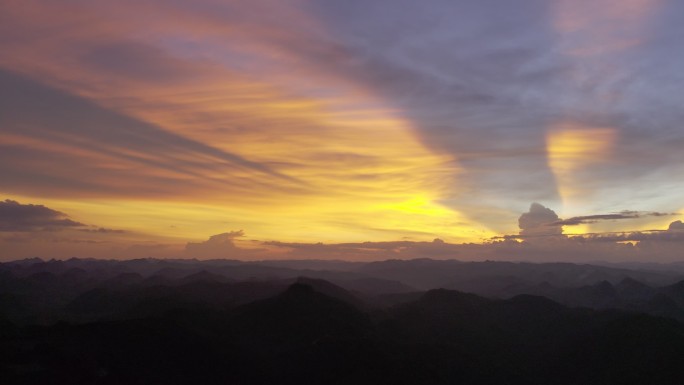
3 257 684 325
3 281 684 384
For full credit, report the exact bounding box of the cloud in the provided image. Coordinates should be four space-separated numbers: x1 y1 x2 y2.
79 41 203 82
553 211 675 226
1 0 683 247
261 235 653 263
668 220 684 231
568 222 684 244
553 214 636 226
48 238 104 244
309 0 684 221
78 227 126 234
123 244 174 258
263 219 684 262
0 199 84 232
0 70 297 199
185 230 265 259
510 204 678 240
264 238 465 261
518 203 562 236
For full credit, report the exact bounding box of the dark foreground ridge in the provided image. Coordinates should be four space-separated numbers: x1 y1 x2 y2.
3 258 684 384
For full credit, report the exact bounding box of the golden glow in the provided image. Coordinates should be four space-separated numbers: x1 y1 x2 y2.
617 240 638 246
0 0 492 253
564 223 593 236
547 0 665 234
547 124 616 215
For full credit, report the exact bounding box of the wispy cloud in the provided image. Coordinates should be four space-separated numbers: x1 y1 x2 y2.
553 211 677 226
78 227 127 234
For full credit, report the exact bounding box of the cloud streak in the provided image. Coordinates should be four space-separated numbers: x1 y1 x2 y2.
0 70 296 197
553 211 676 226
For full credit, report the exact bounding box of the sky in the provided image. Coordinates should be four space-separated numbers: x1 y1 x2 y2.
1 0 683 262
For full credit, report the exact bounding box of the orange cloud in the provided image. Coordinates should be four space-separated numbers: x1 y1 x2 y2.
0 0 480 248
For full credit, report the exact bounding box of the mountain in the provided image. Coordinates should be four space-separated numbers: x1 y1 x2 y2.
4 280 684 384
357 259 681 290
5 257 684 324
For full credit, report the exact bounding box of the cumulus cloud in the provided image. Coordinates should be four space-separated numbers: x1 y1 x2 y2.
185 230 265 259
0 199 84 232
669 220 684 231
518 203 562 236
513 203 678 240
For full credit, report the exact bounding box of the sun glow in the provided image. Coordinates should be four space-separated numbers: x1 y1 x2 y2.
547 124 616 215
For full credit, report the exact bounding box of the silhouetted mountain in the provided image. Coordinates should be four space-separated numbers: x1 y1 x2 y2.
294 277 364 308
357 259 680 290
334 277 417 296
101 272 143 288
0 314 15 338
3 279 684 384
566 280 620 309
384 288 684 384
5 257 684 325
373 291 426 307
231 283 372 345
645 293 684 319
615 277 656 301
180 270 231 284
63 280 291 322
661 279 684 306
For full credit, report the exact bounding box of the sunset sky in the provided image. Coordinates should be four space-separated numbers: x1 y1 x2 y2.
1 0 683 261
